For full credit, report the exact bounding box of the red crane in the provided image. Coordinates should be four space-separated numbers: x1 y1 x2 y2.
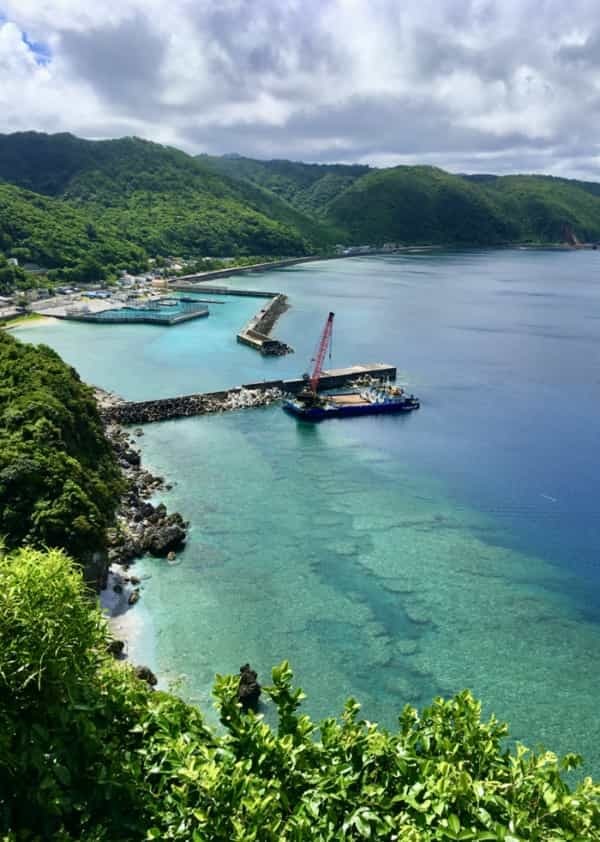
309 311 335 393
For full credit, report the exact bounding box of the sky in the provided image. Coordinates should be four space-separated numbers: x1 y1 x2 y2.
1 0 600 178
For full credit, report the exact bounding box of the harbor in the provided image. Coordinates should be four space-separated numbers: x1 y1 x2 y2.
32 296 210 326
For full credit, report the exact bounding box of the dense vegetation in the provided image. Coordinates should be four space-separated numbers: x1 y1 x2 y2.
0 133 333 284
0 252 36 296
0 181 146 282
214 157 600 246
0 331 122 564
201 154 370 216
1 546 599 840
1 132 599 295
324 166 515 245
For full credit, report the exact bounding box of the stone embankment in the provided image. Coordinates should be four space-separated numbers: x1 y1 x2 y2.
172 255 318 284
99 386 283 425
237 293 292 355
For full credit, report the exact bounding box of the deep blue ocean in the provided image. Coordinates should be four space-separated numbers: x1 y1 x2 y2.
15 249 600 771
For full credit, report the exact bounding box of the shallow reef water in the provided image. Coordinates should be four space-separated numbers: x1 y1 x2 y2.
15 249 600 773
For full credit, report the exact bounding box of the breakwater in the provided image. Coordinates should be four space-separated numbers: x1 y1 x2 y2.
236 294 292 355
98 364 397 425
171 255 318 284
171 281 292 355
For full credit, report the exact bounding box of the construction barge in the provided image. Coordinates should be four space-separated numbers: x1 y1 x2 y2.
282 312 420 422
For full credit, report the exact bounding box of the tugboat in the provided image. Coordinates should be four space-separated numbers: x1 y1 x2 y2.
282 312 420 421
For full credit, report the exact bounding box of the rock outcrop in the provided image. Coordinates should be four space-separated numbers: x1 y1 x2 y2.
135 665 158 687
237 664 261 711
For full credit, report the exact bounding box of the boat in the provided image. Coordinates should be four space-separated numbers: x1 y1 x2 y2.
283 386 420 421
282 311 420 421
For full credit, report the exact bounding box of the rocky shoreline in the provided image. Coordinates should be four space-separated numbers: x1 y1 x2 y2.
97 389 270 693
103 424 189 604
99 417 190 688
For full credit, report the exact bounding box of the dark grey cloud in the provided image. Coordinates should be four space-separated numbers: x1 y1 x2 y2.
2 0 600 178
191 0 349 100
557 31 600 68
59 15 167 109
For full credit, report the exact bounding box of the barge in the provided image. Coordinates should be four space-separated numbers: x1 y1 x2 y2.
283 311 420 422
283 385 420 421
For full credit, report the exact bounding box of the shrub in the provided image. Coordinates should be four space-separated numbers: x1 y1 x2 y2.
1 547 599 840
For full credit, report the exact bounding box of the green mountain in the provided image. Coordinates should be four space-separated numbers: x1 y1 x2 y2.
209 156 600 245
323 166 515 245
0 181 146 277
201 154 369 216
1 133 599 291
466 174 600 243
0 133 333 278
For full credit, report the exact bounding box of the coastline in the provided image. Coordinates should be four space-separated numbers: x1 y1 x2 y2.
3 314 57 330
99 409 188 680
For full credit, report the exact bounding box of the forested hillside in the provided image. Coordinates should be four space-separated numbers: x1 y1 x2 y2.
211 155 600 246
201 154 369 216
0 133 331 275
472 174 600 243
324 166 516 245
0 330 122 574
0 133 599 290
0 181 146 279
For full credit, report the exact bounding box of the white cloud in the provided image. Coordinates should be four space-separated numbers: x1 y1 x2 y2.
0 0 599 177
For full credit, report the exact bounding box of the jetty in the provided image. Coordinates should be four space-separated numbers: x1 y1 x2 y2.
99 363 397 425
171 281 292 355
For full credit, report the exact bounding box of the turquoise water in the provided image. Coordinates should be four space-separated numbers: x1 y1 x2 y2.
15 250 600 771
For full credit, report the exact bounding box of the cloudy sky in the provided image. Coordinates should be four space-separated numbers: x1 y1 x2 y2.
1 0 600 177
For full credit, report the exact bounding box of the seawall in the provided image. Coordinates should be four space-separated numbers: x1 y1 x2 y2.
236 294 292 355
170 256 319 284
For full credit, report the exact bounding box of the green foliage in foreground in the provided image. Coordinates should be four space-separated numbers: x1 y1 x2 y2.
2 547 599 841
0 331 122 561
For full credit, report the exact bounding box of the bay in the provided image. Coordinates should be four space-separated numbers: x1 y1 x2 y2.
14 249 600 771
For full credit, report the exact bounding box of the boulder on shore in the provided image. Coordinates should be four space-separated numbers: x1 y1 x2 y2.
237 663 261 711
106 639 125 657
135 665 157 686
143 523 186 556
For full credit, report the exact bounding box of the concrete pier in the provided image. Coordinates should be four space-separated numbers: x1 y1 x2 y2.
100 363 397 425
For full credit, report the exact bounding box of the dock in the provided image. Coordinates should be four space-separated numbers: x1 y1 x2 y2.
100 363 397 425
33 297 210 326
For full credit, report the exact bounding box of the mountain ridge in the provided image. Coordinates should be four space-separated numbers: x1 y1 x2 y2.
0 132 599 288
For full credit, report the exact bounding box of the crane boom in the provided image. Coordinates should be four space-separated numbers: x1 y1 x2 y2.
310 311 334 393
